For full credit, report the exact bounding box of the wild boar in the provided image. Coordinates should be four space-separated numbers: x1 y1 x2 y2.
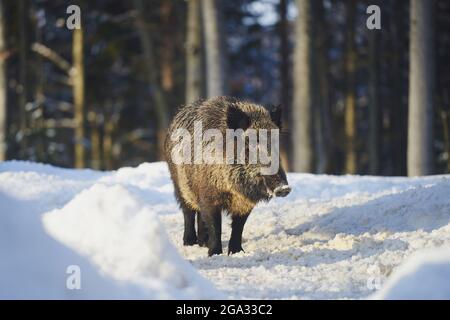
165 96 291 256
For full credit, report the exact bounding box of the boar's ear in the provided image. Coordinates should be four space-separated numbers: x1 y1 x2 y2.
270 104 282 128
227 107 251 130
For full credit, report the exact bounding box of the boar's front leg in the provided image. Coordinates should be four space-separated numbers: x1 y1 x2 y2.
199 206 223 256
182 206 198 246
197 213 209 247
228 213 249 255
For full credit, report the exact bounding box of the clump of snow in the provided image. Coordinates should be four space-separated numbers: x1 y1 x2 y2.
0 161 220 299
0 191 141 299
372 247 450 299
43 184 219 299
1 160 450 299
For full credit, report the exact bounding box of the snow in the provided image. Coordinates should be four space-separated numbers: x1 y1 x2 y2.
0 161 221 299
372 247 450 299
1 160 450 299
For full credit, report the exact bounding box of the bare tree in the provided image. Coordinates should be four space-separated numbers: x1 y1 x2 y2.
344 0 357 174
278 0 290 119
134 0 169 159
313 0 331 174
292 0 314 172
441 109 450 173
18 0 29 155
186 0 202 104
72 26 85 168
103 115 115 170
368 23 380 175
30 42 88 166
88 111 101 169
160 0 174 93
201 0 226 97
407 0 435 176
0 0 7 161
387 0 408 176
278 0 291 172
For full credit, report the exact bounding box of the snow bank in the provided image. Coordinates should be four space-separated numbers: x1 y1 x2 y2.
373 247 450 299
0 161 220 299
0 192 141 299
43 184 220 299
293 178 450 235
1 160 450 299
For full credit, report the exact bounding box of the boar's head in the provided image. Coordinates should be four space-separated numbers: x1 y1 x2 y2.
226 103 291 202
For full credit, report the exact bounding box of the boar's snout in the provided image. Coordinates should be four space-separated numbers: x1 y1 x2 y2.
273 184 291 197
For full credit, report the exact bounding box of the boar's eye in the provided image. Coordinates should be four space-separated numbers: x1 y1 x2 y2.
269 104 282 128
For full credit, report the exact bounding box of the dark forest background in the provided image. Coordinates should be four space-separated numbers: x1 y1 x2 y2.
0 0 448 176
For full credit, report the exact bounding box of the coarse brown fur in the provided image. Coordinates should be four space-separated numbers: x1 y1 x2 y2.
164 96 290 256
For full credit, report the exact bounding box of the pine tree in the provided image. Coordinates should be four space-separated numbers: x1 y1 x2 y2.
407 0 435 176
292 0 314 172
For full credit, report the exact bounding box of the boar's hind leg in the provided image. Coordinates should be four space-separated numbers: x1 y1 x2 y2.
199 207 223 256
182 205 198 246
228 213 249 255
197 213 209 247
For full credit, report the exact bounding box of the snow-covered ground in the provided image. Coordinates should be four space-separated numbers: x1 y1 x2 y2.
1 161 449 299
372 247 450 299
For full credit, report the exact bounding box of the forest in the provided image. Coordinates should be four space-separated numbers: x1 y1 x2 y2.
0 0 448 176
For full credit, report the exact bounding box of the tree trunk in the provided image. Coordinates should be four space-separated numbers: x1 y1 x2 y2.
0 0 7 161
161 0 174 92
73 26 85 168
18 0 29 156
388 0 408 176
201 0 226 97
30 3 46 162
279 0 290 120
368 25 380 175
186 0 202 104
441 110 450 173
313 0 330 174
88 111 101 170
278 0 291 172
292 0 314 172
344 0 357 174
407 0 435 176
103 118 114 170
134 0 169 160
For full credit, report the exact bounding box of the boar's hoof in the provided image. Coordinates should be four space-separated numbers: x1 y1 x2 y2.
228 245 245 255
197 231 209 247
208 246 223 256
198 238 208 247
183 235 198 246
